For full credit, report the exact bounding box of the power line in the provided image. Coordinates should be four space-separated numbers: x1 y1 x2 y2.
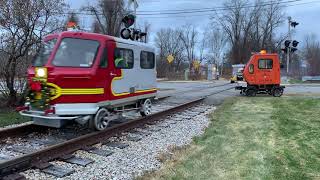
64 0 318 17
136 0 306 16
138 0 320 19
136 0 301 12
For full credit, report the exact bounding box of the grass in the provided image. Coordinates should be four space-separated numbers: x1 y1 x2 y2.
0 108 30 127
140 96 320 180
289 79 304 84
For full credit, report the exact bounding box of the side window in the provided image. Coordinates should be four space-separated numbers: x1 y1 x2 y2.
114 48 134 69
99 48 108 68
249 64 254 74
258 59 273 69
140 51 155 69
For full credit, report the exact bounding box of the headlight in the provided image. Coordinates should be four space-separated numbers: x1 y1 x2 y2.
35 68 47 78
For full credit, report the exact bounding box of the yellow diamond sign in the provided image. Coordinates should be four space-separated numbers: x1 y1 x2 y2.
193 60 200 70
167 54 174 64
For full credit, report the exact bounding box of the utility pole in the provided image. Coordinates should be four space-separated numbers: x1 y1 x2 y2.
287 16 291 75
129 0 138 29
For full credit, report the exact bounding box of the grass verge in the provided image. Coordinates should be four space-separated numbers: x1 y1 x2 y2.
0 108 30 127
139 96 320 180
289 79 304 84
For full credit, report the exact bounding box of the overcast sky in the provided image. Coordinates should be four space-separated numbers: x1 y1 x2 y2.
67 0 320 46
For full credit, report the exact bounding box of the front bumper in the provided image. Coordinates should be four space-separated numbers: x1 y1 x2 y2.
19 103 99 120
19 110 79 120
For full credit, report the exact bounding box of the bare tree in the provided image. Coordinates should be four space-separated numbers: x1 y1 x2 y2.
0 0 67 106
179 25 198 69
213 0 284 65
92 20 103 34
206 27 227 65
154 28 185 78
88 0 126 36
303 34 320 76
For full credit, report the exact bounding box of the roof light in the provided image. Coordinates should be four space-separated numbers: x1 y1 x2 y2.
260 50 267 54
67 21 79 31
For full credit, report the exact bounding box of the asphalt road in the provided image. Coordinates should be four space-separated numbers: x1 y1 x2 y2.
157 80 320 106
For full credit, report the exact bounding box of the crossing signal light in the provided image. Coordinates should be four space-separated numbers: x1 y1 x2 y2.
120 28 147 41
291 40 299 53
122 14 135 28
120 28 133 40
284 40 291 47
292 40 299 47
291 47 297 53
291 21 299 28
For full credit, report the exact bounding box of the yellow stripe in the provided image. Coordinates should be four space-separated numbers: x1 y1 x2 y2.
47 83 104 100
136 88 158 93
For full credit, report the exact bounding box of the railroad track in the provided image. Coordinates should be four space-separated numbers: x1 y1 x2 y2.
0 84 235 179
0 83 232 141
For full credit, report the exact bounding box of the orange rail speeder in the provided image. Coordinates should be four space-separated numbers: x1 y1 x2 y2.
235 50 285 97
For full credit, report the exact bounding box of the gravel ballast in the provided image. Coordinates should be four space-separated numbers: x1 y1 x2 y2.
19 105 215 180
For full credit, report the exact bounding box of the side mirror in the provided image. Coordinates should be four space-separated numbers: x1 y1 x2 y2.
280 64 285 69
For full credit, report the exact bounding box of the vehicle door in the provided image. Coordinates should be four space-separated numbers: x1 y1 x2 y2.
109 42 137 99
95 42 113 101
257 58 273 84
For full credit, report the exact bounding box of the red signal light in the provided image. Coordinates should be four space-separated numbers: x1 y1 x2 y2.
122 15 135 28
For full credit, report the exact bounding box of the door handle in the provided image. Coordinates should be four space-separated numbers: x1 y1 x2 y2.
110 72 117 76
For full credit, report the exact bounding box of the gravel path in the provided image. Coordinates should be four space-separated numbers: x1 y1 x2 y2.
21 105 215 180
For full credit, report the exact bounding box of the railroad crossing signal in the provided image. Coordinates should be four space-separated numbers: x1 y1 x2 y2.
291 21 299 28
121 13 147 41
281 40 299 54
167 55 174 64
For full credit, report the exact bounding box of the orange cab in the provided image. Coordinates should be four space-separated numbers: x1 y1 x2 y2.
236 50 285 97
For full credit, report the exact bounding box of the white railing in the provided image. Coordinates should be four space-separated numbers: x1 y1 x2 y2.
302 76 320 82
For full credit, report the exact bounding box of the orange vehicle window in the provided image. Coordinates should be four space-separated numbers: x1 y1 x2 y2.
258 59 273 69
249 64 254 74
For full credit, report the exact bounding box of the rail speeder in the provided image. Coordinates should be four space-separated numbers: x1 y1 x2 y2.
18 31 157 131
236 50 285 97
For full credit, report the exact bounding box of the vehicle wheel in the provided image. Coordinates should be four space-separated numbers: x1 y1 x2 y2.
273 88 283 97
246 88 257 97
93 108 111 131
140 99 152 117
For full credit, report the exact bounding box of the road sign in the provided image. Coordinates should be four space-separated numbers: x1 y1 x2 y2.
193 60 200 70
167 55 174 64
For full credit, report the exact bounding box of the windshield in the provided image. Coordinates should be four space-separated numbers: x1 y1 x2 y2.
52 38 100 67
33 39 57 67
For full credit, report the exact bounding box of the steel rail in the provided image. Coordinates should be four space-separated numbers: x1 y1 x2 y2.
0 98 204 177
0 124 49 141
